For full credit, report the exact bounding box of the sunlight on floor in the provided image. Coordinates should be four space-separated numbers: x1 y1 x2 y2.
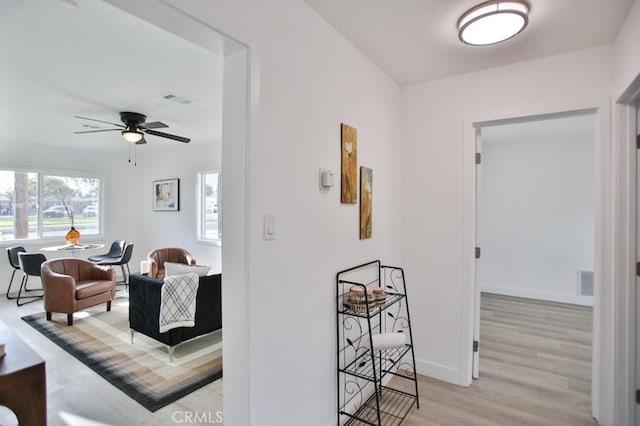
59 411 112 426
74 312 91 320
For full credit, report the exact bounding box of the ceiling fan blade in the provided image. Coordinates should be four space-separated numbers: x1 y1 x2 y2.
74 115 125 128
144 129 191 143
73 129 122 134
135 136 147 145
139 121 168 129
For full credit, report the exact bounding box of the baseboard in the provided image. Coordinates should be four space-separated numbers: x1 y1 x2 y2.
415 358 463 386
481 285 594 307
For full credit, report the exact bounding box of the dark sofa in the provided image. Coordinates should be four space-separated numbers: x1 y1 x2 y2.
128 273 222 358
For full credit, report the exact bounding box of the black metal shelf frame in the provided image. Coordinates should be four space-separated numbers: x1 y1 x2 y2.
342 386 417 426
336 260 420 426
340 344 414 383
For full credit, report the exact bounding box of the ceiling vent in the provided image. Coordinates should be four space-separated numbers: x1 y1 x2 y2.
161 93 192 105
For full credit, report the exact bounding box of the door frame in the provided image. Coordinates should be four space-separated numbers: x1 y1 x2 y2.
613 72 640 426
472 127 482 380
461 98 612 423
101 1 252 424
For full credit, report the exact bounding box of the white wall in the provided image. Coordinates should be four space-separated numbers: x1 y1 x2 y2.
479 125 595 306
139 144 221 273
0 142 144 286
401 45 611 390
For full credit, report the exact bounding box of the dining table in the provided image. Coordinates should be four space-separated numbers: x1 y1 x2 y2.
40 243 105 257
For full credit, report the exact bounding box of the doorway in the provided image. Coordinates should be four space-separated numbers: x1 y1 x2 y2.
610 74 640 425
476 114 596 307
101 1 250 423
473 112 598 421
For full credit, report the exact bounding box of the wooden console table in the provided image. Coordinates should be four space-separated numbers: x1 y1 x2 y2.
0 322 46 426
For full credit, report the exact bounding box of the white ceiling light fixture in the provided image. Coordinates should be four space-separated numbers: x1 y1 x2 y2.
458 1 529 46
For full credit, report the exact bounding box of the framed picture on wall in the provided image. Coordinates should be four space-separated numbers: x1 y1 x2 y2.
153 178 180 211
360 166 372 239
341 123 358 204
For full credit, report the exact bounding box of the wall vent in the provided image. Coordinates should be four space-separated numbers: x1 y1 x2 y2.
578 270 594 297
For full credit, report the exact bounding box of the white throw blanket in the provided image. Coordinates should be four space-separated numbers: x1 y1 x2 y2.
159 273 200 333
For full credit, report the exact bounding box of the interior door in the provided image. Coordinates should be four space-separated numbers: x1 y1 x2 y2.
473 127 482 379
636 101 640 425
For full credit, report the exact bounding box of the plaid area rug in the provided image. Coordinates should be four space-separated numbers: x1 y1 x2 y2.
21 299 223 412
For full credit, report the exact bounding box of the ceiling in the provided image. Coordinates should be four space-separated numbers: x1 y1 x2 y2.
0 0 223 155
303 0 633 85
0 0 630 156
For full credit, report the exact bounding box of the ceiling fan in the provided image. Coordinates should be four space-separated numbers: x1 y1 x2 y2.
74 111 191 144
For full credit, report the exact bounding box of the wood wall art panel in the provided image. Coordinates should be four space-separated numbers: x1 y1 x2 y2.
360 166 372 239
341 123 358 204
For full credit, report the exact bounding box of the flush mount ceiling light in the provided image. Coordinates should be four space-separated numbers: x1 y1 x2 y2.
458 0 529 46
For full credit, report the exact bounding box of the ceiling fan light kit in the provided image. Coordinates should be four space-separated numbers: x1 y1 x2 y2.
122 129 143 143
458 0 529 46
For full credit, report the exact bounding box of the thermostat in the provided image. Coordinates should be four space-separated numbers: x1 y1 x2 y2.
320 169 335 189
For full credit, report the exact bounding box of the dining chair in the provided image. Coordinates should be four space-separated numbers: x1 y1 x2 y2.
16 252 46 306
96 243 134 285
88 240 125 263
6 246 26 300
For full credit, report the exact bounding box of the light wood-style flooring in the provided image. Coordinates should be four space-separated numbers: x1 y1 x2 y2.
400 293 596 426
1 289 594 425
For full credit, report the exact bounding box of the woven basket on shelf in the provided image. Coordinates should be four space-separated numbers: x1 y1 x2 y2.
343 286 377 313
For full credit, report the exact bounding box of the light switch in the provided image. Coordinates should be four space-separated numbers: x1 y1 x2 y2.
263 214 275 240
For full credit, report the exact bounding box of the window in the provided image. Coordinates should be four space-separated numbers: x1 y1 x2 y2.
0 170 102 242
198 171 221 243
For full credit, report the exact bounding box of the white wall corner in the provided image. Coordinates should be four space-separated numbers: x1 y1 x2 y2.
415 359 464 387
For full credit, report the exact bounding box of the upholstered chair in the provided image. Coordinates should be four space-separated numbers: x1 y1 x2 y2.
129 273 222 361
147 248 196 280
41 258 116 326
